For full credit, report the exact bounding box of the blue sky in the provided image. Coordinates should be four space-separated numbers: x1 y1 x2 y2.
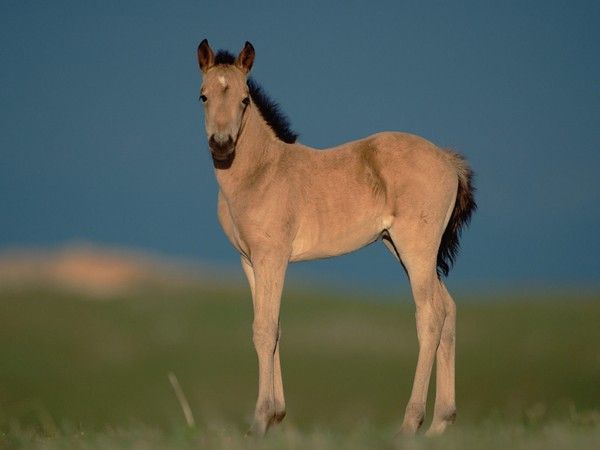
1 1 599 289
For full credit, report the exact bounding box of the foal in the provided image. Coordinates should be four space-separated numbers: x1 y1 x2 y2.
196 40 476 436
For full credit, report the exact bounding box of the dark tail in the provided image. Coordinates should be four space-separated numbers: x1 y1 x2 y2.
437 152 477 278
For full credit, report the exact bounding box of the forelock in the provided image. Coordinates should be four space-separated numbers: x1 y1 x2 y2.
214 50 236 65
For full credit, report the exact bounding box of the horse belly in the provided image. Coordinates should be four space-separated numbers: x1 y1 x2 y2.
290 215 389 262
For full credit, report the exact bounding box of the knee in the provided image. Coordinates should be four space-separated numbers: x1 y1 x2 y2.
440 299 456 345
437 282 455 314
444 296 456 317
416 303 445 334
252 322 278 350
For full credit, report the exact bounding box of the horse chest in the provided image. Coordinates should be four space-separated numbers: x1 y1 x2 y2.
217 192 292 257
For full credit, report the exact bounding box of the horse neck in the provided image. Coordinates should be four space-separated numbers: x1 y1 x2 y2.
214 105 283 198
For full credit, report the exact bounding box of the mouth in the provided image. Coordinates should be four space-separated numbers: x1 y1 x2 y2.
208 135 235 162
209 144 235 169
210 146 234 161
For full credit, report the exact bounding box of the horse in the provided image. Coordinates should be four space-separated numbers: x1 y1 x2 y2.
195 39 476 437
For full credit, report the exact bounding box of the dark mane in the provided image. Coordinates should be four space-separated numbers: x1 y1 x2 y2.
214 50 236 65
214 50 298 144
247 79 298 144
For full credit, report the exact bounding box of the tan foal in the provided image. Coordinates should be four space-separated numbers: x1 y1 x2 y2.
196 40 476 437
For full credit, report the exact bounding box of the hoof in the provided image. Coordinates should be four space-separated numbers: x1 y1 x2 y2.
424 425 444 437
397 423 418 437
245 421 267 437
426 410 456 436
246 406 286 437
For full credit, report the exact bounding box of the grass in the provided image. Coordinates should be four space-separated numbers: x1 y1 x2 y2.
0 283 599 448
4 421 600 450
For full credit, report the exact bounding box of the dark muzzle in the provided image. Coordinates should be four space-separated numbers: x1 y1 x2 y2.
209 135 234 161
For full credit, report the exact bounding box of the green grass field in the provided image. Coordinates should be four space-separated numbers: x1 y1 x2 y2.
1 284 599 449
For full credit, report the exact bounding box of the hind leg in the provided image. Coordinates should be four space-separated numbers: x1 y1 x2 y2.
400 264 444 434
426 281 456 436
384 226 445 435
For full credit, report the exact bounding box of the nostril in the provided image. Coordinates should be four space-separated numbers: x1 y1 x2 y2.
212 134 231 145
208 134 234 154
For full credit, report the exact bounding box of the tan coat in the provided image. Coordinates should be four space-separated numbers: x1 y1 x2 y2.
197 40 476 437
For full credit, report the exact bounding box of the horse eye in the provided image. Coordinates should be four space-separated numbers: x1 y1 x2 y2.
242 96 250 106
200 94 207 103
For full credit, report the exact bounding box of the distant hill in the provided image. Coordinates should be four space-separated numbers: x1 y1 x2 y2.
0 243 238 297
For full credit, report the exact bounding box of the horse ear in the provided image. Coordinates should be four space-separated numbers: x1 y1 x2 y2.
236 41 255 74
197 39 214 73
